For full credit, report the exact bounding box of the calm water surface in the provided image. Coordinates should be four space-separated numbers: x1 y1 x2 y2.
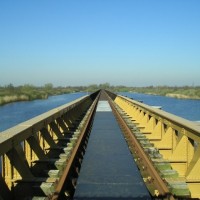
1 92 200 132
119 92 200 122
0 92 87 132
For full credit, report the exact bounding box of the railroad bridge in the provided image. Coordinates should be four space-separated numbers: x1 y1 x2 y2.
0 90 200 199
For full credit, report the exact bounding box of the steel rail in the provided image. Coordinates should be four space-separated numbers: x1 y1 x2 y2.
107 96 175 200
119 95 200 137
51 97 99 200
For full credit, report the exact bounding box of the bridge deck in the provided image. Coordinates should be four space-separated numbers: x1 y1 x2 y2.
74 101 151 199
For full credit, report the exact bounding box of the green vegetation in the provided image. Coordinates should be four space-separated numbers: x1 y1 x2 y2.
129 86 200 100
0 83 200 106
0 83 80 105
86 84 200 100
86 84 200 99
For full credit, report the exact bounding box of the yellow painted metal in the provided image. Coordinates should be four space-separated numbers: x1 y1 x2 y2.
24 140 35 167
188 183 200 198
186 144 200 180
1 92 199 198
114 95 200 198
0 95 94 199
2 155 14 190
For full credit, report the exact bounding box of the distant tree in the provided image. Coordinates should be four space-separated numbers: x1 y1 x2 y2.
5 83 15 93
99 83 110 89
5 83 14 89
21 84 35 90
44 83 53 90
86 84 98 92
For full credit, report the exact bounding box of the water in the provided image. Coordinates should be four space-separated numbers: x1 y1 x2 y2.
119 92 200 122
0 92 87 132
0 92 200 132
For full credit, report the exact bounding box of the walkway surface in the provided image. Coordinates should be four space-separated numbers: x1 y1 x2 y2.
73 100 151 199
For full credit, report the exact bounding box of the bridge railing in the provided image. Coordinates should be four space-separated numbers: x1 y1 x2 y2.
113 94 200 198
0 93 98 199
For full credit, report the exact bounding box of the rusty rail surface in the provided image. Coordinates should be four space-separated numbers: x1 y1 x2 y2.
1 89 200 199
0 91 100 200
52 96 98 199
106 90 200 199
107 95 172 199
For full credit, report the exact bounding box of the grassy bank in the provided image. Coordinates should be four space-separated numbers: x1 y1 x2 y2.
0 84 77 105
85 84 200 100
1 83 200 106
130 86 200 100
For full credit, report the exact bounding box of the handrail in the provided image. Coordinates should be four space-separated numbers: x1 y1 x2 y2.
112 93 200 198
120 95 200 139
1 90 200 199
0 96 87 155
0 92 99 199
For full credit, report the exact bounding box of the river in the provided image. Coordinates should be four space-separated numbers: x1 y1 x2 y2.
0 92 200 132
0 92 87 132
119 92 200 122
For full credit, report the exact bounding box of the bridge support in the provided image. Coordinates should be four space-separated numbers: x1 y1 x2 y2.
113 94 200 198
0 92 99 199
1 90 200 199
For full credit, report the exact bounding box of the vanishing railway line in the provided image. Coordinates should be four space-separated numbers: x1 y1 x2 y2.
0 90 199 199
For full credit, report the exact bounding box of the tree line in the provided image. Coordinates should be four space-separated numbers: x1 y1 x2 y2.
0 83 200 105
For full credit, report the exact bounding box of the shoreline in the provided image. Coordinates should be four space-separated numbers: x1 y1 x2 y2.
1 91 200 107
165 93 200 100
0 94 48 106
144 92 200 100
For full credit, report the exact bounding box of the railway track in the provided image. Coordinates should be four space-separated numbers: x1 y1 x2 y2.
50 90 182 199
0 90 193 199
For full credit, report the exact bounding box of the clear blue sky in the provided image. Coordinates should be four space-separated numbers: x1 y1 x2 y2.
0 0 200 87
